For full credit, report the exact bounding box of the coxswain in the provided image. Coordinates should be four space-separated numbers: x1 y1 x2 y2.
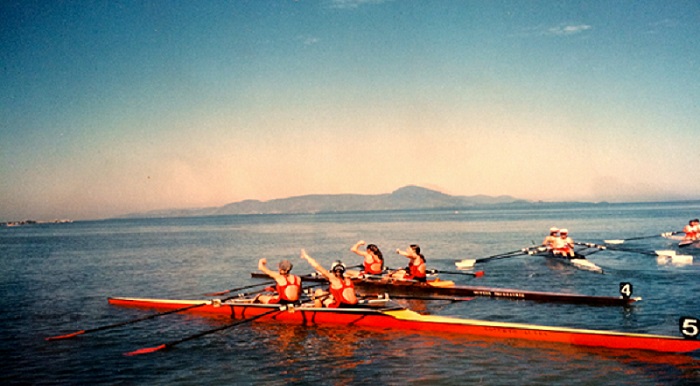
255 258 301 304
543 227 559 251
350 240 384 276
300 249 358 308
683 219 699 241
395 244 427 283
552 229 575 257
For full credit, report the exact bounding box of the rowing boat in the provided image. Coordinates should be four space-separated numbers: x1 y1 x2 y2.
249 273 639 306
528 249 604 274
679 239 699 248
107 297 700 353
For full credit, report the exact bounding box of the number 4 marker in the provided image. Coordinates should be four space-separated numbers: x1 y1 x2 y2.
619 282 633 299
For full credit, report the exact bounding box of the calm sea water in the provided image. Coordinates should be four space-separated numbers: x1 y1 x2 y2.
2 203 699 385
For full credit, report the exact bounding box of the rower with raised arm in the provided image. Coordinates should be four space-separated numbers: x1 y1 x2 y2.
300 249 358 308
350 240 384 276
552 229 575 257
543 227 559 251
255 258 301 305
394 244 427 283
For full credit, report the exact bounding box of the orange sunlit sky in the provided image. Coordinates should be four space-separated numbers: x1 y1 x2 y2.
1 1 699 221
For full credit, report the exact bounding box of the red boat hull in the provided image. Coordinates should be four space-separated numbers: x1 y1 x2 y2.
108 297 700 353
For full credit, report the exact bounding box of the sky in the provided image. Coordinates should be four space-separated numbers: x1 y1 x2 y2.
1 0 699 221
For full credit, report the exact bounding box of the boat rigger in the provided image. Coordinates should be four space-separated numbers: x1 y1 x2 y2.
107 297 700 354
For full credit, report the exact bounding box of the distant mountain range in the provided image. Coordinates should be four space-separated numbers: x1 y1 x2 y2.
118 185 532 219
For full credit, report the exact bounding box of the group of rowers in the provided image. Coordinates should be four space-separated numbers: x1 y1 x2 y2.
249 220 699 309
542 227 576 257
542 218 700 254
254 241 426 309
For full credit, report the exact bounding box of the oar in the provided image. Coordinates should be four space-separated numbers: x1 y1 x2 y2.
576 242 672 257
124 307 286 356
454 248 529 268
580 242 694 264
203 281 275 297
45 286 274 341
428 269 485 277
604 231 682 244
576 241 654 255
46 301 217 341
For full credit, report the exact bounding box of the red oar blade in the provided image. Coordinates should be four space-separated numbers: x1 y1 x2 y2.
45 330 86 341
474 271 485 278
124 344 167 356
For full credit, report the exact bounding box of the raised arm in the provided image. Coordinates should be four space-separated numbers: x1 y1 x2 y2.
258 258 280 280
396 248 415 259
300 249 332 280
351 240 368 257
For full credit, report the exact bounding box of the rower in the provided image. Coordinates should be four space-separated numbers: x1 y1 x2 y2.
350 240 384 276
394 244 427 283
255 258 302 305
300 249 358 308
543 227 559 251
552 229 575 257
682 219 699 241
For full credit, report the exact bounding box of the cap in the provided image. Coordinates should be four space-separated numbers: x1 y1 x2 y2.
559 228 568 234
278 260 293 272
549 227 559 233
330 260 346 273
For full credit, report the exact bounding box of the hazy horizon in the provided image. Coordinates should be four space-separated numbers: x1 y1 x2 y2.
5 185 700 222
2 1 699 222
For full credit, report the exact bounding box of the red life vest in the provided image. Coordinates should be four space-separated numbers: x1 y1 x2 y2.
404 258 426 281
363 254 383 275
276 274 301 302
328 278 357 308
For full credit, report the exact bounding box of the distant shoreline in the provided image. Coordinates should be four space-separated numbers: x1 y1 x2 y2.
1 219 73 227
114 198 700 221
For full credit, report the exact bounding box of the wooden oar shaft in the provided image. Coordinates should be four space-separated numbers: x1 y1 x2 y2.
47 284 285 341
474 248 528 263
576 242 658 256
46 301 214 341
621 231 682 242
204 281 275 296
429 269 485 277
124 307 284 356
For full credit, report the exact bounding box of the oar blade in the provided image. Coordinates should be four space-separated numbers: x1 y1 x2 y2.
45 330 86 341
455 259 475 269
124 344 167 356
673 255 693 264
655 250 677 256
473 270 485 278
604 239 624 244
